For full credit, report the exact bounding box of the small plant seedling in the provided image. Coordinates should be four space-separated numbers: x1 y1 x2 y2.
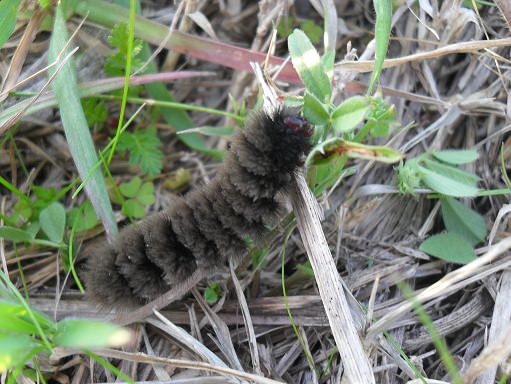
68 200 99 233
117 127 164 176
0 273 131 379
112 176 156 219
204 282 222 303
104 23 144 77
397 149 487 264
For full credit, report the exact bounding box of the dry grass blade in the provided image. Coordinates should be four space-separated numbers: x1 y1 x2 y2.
337 38 511 73
291 172 375 383
463 322 511 383
192 288 244 372
0 9 44 102
0 46 78 135
367 236 511 340
230 261 262 375
0 71 212 128
52 348 283 384
149 311 230 371
495 0 511 30
474 269 511 384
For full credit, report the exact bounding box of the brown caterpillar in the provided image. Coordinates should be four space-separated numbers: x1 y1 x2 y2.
84 108 312 307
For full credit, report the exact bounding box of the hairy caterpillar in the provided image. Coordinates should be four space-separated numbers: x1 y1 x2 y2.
84 108 312 307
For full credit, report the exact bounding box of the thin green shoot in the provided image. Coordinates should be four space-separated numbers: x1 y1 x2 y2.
0 271 53 351
32 356 47 384
383 329 428 383
500 143 511 189
353 296 427 382
98 150 128 220
0 175 31 204
106 0 137 167
68 213 85 293
72 102 146 199
367 0 392 95
498 372 509 384
281 227 317 374
427 188 511 199
319 347 337 379
94 94 244 122
85 350 135 384
16 249 30 300
0 212 16 227
398 281 463 384
7 346 46 384
9 132 29 177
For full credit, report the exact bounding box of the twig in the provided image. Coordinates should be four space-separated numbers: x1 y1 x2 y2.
291 171 375 383
336 38 511 73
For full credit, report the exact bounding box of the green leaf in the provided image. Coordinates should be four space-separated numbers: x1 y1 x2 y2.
54 319 130 348
137 182 155 205
118 127 163 176
0 0 21 50
0 334 35 372
204 282 222 303
277 17 294 39
288 29 331 102
68 201 98 232
441 198 486 246
186 126 235 137
422 158 480 186
49 5 117 239
303 92 330 125
25 222 40 239
368 0 392 95
0 226 33 242
82 98 108 129
332 96 369 132
320 50 335 82
419 233 476 264
0 301 40 334
299 19 322 44
296 261 315 277
119 177 142 198
396 160 421 195
418 166 479 197
251 247 269 269
104 23 144 76
39 202 66 243
163 168 191 190
33 186 56 202
308 137 402 166
122 199 145 218
10 199 33 225
365 97 396 137
432 149 479 165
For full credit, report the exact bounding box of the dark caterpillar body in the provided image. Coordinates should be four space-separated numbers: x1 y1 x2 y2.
84 108 311 307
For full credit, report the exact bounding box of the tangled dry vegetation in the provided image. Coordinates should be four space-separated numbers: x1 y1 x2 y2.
1 0 511 383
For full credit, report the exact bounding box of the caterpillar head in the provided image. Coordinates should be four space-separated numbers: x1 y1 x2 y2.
261 108 312 172
282 115 313 139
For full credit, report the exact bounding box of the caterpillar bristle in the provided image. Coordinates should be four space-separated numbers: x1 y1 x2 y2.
84 107 311 307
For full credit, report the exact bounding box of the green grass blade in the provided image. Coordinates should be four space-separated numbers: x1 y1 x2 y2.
367 0 392 95
399 282 463 384
281 227 317 374
0 0 21 49
113 0 223 158
106 0 135 167
48 5 118 240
